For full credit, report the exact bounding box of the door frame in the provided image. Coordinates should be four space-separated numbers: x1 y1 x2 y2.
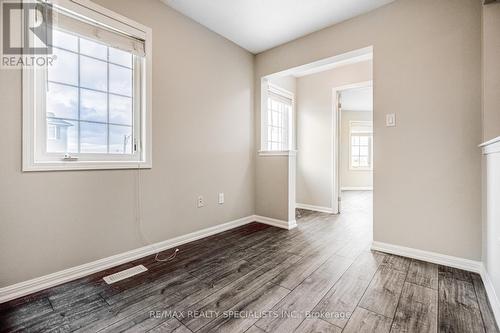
331 80 373 213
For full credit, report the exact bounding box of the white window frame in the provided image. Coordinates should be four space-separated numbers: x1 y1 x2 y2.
22 0 152 171
260 80 294 155
349 121 373 171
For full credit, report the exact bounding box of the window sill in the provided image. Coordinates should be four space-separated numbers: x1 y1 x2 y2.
258 150 297 157
349 167 373 172
22 160 152 172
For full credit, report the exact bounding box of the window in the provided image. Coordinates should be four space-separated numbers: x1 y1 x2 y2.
262 83 293 152
23 0 152 171
47 124 58 141
349 121 373 170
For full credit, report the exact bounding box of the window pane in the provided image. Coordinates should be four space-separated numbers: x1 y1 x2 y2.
109 64 132 96
109 47 132 68
352 146 360 156
360 136 369 145
271 99 279 111
271 127 279 142
47 83 78 119
49 48 78 85
80 89 107 122
80 56 107 91
48 124 57 140
80 122 107 153
52 30 78 52
46 118 78 153
352 157 360 167
80 38 107 60
109 95 132 125
360 146 369 156
109 125 132 154
352 136 359 145
360 156 369 166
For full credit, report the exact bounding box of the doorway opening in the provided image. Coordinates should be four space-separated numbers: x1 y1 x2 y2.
333 82 373 213
259 46 373 234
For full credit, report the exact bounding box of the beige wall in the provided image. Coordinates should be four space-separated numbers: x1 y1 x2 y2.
0 0 255 287
341 111 373 189
256 0 482 260
269 76 297 95
483 2 500 142
255 157 290 221
295 61 372 208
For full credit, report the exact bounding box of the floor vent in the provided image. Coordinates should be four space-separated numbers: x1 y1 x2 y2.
103 265 148 284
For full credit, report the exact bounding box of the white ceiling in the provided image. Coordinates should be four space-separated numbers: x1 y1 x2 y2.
161 0 394 54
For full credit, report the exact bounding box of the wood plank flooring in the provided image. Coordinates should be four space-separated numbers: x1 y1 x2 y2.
0 191 498 333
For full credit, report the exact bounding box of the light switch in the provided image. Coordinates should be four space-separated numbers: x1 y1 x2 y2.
386 113 396 127
218 192 224 205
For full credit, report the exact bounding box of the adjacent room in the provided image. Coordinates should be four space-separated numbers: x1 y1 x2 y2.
1 0 499 332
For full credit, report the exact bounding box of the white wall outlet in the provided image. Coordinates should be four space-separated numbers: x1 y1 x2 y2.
386 113 396 127
218 192 224 205
197 196 205 208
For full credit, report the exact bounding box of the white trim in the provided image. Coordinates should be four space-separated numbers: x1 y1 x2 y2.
0 216 252 303
479 264 500 328
332 80 373 214
258 150 297 156
480 135 500 327
22 0 153 172
296 203 335 214
266 46 373 79
371 241 500 327
268 83 294 100
254 215 297 230
260 79 295 152
341 187 373 191
348 121 373 171
293 52 373 78
479 136 500 148
60 0 151 37
480 136 500 155
372 241 500 327
22 161 152 172
0 214 298 303
371 241 482 273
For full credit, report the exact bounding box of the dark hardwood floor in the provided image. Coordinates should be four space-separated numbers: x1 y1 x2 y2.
0 191 498 333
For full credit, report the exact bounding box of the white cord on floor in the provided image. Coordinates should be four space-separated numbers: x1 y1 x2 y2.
155 248 179 262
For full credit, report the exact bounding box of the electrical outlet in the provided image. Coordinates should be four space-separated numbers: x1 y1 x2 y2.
218 192 224 205
197 196 204 208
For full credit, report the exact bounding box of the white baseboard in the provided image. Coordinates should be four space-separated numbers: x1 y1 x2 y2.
479 264 500 328
341 187 373 191
0 213 298 304
371 241 482 273
295 203 335 214
255 215 297 230
372 241 500 327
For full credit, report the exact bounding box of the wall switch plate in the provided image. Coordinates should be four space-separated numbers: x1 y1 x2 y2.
218 192 224 204
197 196 204 208
386 113 396 127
